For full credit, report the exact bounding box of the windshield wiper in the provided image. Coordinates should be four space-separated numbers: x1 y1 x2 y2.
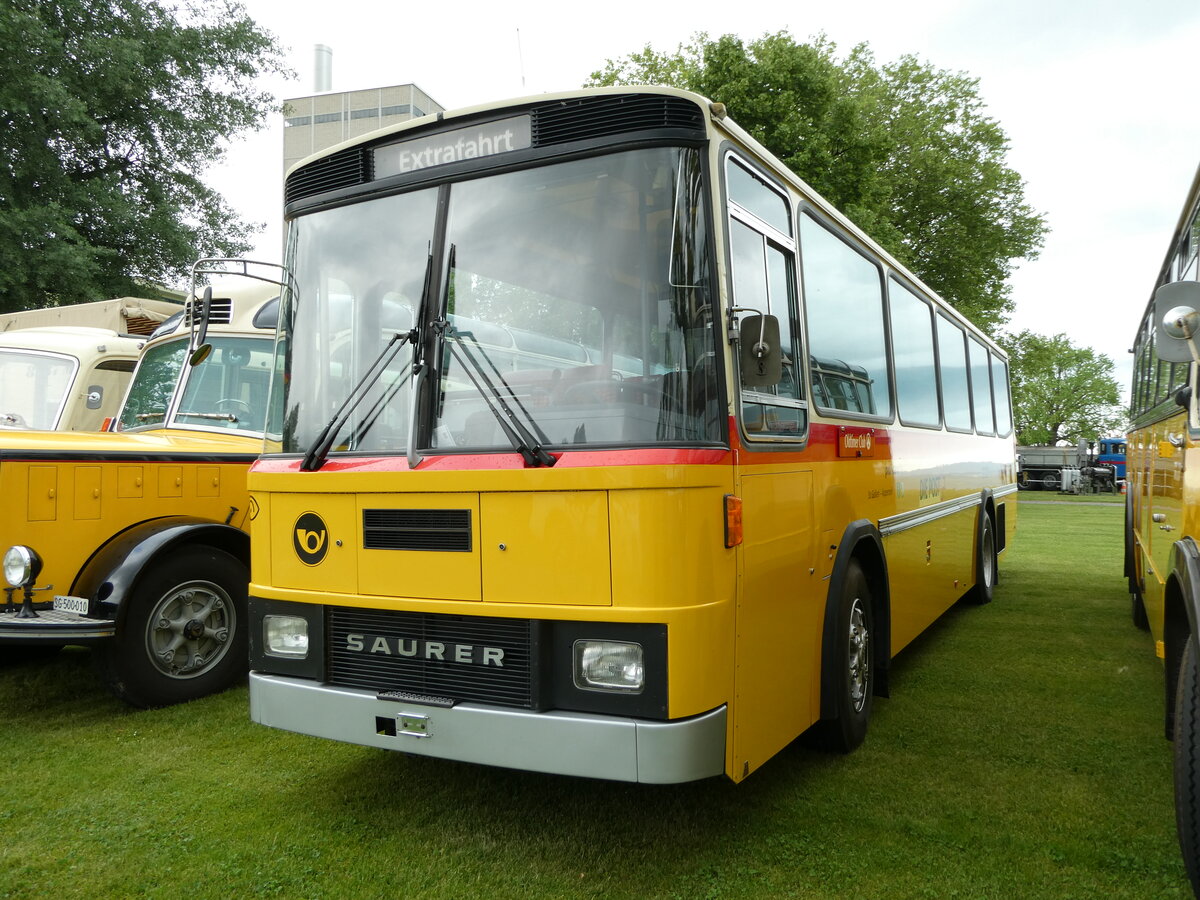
300 329 416 471
440 320 555 468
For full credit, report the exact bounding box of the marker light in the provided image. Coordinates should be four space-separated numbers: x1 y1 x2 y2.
264 615 309 658
724 494 743 548
3 545 43 588
573 640 644 693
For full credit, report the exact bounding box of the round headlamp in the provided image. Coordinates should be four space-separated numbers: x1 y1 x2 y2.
3 545 42 588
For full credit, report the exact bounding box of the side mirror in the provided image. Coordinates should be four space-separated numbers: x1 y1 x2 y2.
738 314 783 388
1154 281 1200 363
86 386 103 410
189 286 213 367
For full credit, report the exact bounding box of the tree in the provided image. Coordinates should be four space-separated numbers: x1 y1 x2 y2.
0 0 288 312
588 32 1047 334
997 330 1124 445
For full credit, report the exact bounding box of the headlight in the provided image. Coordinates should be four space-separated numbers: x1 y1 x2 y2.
264 615 309 658
3 545 42 588
573 640 644 693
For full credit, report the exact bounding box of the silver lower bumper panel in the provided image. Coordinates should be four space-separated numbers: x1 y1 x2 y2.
0 608 115 642
249 672 727 784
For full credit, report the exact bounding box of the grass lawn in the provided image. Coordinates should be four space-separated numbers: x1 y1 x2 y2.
0 499 1189 898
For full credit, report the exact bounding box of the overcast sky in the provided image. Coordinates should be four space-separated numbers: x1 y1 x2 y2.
209 0 1200 400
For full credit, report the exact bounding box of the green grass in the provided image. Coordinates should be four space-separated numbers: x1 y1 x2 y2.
0 502 1188 898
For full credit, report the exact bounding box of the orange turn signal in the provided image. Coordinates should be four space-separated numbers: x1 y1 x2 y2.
724 494 743 548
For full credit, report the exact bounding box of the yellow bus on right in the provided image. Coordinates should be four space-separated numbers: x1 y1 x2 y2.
1127 161 1200 892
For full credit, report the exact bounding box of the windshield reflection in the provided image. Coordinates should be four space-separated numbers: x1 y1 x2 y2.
277 145 721 458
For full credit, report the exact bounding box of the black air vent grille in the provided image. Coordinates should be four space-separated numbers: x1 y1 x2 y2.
184 296 233 326
532 95 705 147
363 508 472 552
327 608 533 707
285 146 372 204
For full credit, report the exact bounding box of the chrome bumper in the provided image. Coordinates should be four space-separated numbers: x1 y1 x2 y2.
249 672 727 783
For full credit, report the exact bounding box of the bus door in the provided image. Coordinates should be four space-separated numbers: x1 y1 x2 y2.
724 153 820 776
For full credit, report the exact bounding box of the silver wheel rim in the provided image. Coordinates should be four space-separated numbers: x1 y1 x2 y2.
848 598 869 713
143 579 235 679
981 523 996 590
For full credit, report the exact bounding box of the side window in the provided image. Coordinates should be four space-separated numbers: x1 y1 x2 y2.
968 336 995 435
936 314 972 432
800 213 891 419
888 279 939 427
727 156 806 438
990 353 1013 437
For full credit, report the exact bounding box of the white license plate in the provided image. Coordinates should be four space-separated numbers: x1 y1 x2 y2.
52 595 90 615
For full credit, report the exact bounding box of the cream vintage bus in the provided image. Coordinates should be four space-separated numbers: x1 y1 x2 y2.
243 87 1016 782
1 266 281 707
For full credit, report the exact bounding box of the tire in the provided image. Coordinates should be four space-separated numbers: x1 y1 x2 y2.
808 559 874 753
1174 634 1200 896
95 546 248 708
966 512 997 605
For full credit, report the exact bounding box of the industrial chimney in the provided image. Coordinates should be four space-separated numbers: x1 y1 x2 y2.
314 44 332 92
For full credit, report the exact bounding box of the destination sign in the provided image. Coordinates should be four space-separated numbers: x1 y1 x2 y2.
374 115 532 178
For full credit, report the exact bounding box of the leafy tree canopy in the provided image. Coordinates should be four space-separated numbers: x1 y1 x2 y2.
0 0 288 312
588 32 1048 334
997 330 1124 446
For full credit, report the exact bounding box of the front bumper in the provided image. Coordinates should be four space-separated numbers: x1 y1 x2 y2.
0 604 114 644
249 671 727 783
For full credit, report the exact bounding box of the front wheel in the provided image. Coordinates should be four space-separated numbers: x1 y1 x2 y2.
1175 634 1200 895
808 559 874 753
95 546 248 708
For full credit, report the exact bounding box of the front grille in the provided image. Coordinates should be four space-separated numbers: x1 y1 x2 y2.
532 94 705 147
327 608 534 708
363 508 472 551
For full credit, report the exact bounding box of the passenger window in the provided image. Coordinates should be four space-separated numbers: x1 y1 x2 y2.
800 214 891 419
888 279 939 427
936 314 972 431
990 353 1013 437
968 336 995 435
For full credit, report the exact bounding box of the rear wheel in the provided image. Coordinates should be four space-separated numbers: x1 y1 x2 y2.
808 559 874 753
966 512 997 605
95 546 247 707
1174 634 1200 895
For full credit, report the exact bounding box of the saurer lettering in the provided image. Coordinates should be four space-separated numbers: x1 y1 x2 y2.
345 633 505 667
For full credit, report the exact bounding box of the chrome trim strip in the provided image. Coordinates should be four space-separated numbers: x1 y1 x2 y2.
249 672 727 784
993 483 1019 499
878 492 982 538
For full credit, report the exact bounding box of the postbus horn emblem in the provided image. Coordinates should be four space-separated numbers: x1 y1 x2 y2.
294 512 329 565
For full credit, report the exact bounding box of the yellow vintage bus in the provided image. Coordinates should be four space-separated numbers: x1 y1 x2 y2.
246 87 1017 782
0 267 282 707
1126 161 1200 890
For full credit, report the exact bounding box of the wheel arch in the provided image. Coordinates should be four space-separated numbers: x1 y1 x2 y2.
819 519 891 720
1164 537 1200 740
71 516 250 625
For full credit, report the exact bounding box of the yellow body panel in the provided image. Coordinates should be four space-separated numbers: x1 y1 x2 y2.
0 429 257 598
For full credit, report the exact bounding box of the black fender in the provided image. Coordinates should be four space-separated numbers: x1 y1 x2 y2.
71 516 250 625
819 519 891 719
1165 538 1200 739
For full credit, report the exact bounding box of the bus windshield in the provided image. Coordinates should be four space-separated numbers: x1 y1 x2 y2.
278 146 722 457
0 349 77 430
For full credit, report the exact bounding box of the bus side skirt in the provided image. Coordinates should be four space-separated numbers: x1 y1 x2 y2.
70 516 250 625
819 519 892 719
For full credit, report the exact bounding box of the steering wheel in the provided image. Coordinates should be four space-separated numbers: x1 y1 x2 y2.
214 398 253 421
